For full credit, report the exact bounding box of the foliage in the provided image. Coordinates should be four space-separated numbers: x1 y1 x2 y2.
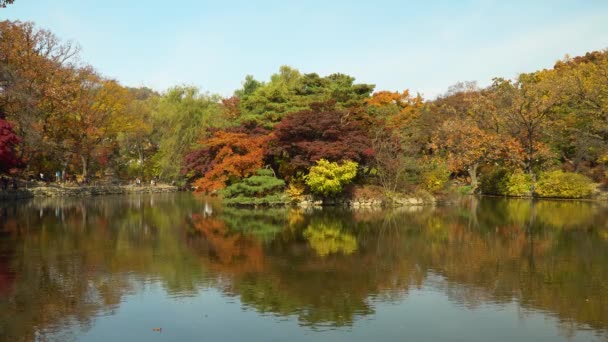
285 183 306 203
153 87 225 181
0 118 21 173
490 74 560 178
552 51 608 174
480 168 509 195
420 159 450 194
221 169 287 206
0 20 80 173
366 90 423 128
432 119 525 191
369 128 409 193
269 102 372 180
186 128 270 193
116 88 159 178
61 75 134 177
504 172 533 197
1 19 608 200
536 170 594 198
364 90 425 193
481 169 532 197
237 66 374 127
457 185 473 195
304 159 358 197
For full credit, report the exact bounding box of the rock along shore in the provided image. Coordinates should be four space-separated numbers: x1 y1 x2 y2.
295 195 436 208
0 184 179 201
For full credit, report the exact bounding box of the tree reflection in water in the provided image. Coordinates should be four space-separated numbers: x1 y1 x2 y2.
0 194 608 340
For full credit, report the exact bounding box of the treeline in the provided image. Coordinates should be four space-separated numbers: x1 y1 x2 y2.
1 20 607 199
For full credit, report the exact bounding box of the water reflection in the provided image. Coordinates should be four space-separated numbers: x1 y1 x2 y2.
1 194 608 341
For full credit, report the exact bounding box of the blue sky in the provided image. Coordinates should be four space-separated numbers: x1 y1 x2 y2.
2 0 608 98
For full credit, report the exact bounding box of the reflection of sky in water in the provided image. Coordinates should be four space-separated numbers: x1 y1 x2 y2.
67 280 603 342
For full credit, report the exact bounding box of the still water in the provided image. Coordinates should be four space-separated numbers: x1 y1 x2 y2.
1 193 607 341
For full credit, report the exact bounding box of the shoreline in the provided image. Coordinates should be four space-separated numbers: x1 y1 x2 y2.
2 185 606 205
0 183 179 201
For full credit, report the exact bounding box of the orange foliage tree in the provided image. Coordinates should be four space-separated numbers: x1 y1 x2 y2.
184 128 271 193
0 20 80 171
432 119 525 192
365 90 424 193
59 72 133 177
365 90 423 129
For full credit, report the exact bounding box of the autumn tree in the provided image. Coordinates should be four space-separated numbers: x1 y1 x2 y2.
269 102 373 181
366 90 423 128
220 96 241 121
117 87 159 178
490 73 560 183
57 72 134 178
0 20 80 172
432 119 525 192
184 127 271 193
430 82 531 192
365 90 424 193
0 118 21 173
551 51 608 174
432 81 503 134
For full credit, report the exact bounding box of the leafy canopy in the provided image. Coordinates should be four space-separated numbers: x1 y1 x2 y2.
221 169 287 206
0 118 21 172
269 102 372 180
186 128 270 193
237 66 374 127
305 159 358 197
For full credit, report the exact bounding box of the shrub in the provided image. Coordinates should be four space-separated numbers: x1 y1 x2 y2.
481 169 532 196
457 185 473 195
536 170 594 198
304 159 358 197
504 172 532 197
221 169 287 205
285 182 306 203
480 168 509 195
420 159 450 194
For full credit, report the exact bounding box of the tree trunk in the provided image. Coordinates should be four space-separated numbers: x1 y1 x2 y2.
138 146 145 178
529 169 537 195
81 155 88 179
468 163 479 194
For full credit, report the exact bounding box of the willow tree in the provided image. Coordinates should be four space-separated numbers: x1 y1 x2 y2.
152 86 226 181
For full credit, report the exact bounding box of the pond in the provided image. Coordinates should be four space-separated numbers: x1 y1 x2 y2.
1 193 608 341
